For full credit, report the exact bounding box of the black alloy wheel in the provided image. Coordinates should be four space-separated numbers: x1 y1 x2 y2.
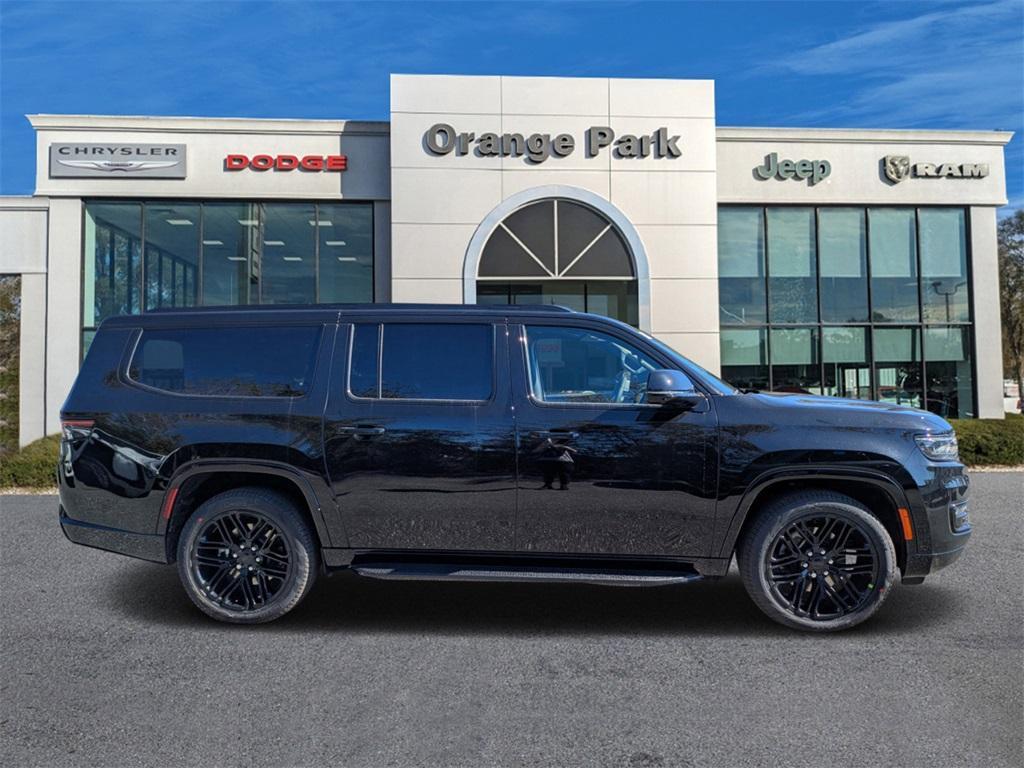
191 511 291 612
765 514 880 621
177 487 318 624
738 490 897 632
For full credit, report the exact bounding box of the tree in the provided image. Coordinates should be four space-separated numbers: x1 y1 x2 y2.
0 275 21 456
999 210 1024 412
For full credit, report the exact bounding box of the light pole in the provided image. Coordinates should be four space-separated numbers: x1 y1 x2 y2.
931 280 966 322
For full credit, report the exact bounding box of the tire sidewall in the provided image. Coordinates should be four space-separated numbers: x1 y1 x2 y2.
750 500 897 632
176 493 314 624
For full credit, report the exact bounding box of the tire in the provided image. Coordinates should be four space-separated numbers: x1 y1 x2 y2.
737 490 897 632
176 487 319 624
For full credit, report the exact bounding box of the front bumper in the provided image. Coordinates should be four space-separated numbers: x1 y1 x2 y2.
903 462 972 579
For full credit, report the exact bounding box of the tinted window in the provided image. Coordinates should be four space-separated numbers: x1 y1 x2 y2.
129 325 320 396
525 325 660 405
349 323 380 397
350 323 493 400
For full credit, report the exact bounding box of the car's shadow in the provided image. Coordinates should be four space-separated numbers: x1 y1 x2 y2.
104 562 961 638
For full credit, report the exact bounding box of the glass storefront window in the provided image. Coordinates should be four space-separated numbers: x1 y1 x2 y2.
720 328 768 391
201 203 259 306
261 203 316 304
770 327 821 394
144 203 199 311
83 202 142 344
925 326 975 418
718 205 974 415
767 207 816 323
718 207 766 325
477 281 638 326
83 200 374 355
868 208 919 322
819 208 868 322
920 208 969 323
874 327 922 409
823 326 871 400
318 203 374 303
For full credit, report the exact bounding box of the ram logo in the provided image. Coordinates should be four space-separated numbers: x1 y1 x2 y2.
884 155 911 184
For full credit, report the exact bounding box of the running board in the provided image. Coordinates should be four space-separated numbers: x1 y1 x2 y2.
351 563 703 587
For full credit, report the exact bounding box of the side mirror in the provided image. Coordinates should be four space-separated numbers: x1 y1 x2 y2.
645 369 704 409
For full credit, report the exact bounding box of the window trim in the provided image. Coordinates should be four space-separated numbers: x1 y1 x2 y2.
344 321 498 406
121 323 324 401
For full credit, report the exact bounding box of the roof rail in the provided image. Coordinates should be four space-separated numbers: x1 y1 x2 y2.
145 302 577 314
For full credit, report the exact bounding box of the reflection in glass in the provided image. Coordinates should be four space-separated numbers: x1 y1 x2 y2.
720 328 768 391
524 325 658 404
145 203 199 310
869 208 919 322
920 208 969 323
261 203 316 304
318 203 373 303
718 207 766 324
770 327 821 394
874 327 922 408
83 202 142 332
767 208 816 323
819 208 868 322
202 203 258 306
823 327 871 399
925 326 974 418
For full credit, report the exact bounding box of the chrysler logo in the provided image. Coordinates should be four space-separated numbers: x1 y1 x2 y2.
56 159 180 173
49 143 187 179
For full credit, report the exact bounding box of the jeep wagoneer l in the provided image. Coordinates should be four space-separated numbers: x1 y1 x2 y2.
58 305 971 631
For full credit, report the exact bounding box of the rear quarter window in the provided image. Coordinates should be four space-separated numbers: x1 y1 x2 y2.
127 325 321 397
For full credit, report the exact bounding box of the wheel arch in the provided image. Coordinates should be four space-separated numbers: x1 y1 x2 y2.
159 461 332 563
721 469 913 574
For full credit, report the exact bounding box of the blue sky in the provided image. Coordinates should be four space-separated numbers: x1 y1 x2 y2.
1 0 1021 212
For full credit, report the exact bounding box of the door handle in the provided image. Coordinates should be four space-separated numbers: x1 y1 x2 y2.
531 430 579 441
337 425 387 439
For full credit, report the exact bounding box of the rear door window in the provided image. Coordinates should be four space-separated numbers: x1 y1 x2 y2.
349 322 493 401
128 325 321 397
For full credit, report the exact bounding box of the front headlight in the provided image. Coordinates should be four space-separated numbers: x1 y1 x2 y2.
914 432 959 462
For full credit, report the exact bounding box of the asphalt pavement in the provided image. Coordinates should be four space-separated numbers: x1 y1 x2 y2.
1 473 1022 768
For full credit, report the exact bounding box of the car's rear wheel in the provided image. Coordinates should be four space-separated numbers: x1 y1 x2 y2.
737 490 897 632
176 487 318 624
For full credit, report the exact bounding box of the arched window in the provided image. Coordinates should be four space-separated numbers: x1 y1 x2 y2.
478 199 634 279
476 198 639 325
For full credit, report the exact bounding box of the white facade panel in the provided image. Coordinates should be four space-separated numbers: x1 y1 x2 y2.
969 206 1005 419
44 198 83 436
0 200 48 274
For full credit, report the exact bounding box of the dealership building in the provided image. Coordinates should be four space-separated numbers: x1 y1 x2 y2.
0 74 1013 445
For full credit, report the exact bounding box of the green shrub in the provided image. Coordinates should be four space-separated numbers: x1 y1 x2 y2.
0 435 59 488
950 413 1024 467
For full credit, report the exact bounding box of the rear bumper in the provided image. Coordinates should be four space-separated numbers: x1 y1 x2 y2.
60 506 169 564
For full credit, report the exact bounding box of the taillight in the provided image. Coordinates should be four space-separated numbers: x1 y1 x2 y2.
61 419 95 439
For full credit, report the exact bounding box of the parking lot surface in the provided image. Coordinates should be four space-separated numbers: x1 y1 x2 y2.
1 472 1022 767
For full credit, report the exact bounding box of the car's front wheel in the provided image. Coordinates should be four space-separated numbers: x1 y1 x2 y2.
176 487 318 624
737 490 897 632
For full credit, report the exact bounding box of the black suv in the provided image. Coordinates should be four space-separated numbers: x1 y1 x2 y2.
59 305 971 631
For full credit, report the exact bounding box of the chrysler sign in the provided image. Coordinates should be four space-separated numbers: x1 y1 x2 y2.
49 143 186 178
